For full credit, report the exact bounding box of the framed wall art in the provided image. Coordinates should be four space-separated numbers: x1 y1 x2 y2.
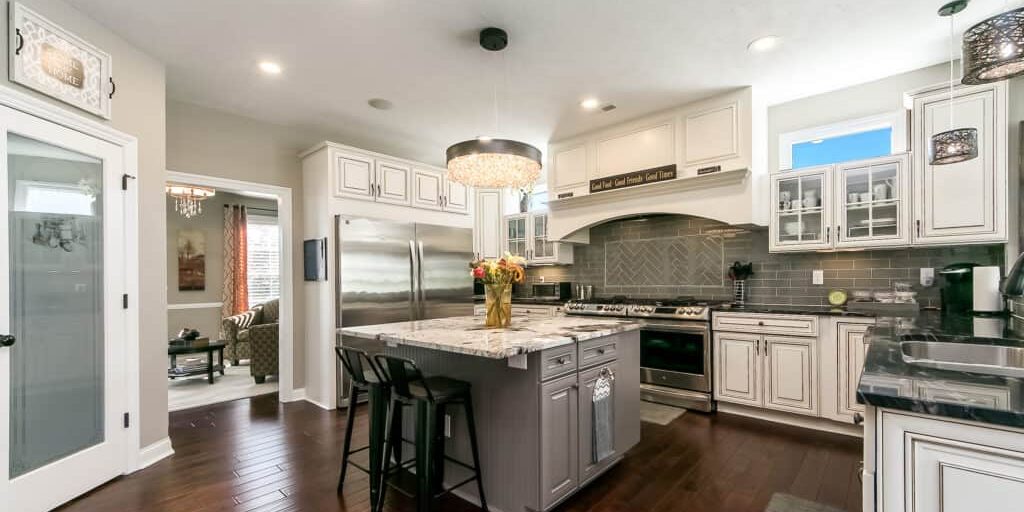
177 229 206 291
8 2 114 119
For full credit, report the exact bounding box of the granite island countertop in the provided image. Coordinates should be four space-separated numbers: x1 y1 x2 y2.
339 315 639 359
857 311 1024 428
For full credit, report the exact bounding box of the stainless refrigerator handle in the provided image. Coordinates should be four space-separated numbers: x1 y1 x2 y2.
409 240 418 320
417 240 426 318
334 216 342 329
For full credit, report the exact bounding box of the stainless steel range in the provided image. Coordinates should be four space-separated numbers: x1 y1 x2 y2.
565 296 725 412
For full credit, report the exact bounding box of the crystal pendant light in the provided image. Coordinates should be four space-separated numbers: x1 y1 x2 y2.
961 2 1024 84
166 183 216 218
930 0 979 166
446 28 542 189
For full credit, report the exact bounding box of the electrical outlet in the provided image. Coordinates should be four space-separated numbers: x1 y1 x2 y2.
445 413 452 438
812 269 824 285
921 267 935 287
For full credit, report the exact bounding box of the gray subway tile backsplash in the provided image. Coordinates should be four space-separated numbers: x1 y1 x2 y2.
525 214 1003 307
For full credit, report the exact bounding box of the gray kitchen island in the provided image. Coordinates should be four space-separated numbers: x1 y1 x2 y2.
340 315 641 512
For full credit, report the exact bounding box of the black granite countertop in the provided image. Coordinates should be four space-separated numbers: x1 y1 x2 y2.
710 303 877 317
857 311 1024 428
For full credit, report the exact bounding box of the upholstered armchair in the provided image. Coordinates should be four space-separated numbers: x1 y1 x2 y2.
220 299 280 383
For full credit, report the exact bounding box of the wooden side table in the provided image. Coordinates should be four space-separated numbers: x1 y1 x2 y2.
168 338 227 384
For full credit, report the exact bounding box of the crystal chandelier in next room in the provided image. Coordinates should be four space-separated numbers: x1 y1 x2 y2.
166 183 215 219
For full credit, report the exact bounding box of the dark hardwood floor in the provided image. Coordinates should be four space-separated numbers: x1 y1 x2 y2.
60 394 862 512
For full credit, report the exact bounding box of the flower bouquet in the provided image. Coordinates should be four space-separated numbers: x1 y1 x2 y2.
471 253 526 328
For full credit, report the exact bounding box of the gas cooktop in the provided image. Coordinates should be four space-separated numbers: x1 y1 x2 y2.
564 296 730 321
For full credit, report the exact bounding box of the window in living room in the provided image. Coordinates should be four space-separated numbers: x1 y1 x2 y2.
246 214 280 308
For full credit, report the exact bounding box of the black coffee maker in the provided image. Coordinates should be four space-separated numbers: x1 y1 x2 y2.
939 263 978 314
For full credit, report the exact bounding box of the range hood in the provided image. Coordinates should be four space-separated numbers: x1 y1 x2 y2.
547 168 759 241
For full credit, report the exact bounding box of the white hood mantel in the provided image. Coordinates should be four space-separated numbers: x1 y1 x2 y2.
547 168 759 241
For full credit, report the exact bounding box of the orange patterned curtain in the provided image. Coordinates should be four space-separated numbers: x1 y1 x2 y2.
222 205 249 317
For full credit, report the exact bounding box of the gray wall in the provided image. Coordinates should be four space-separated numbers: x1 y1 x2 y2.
527 214 1003 307
0 0 168 447
166 192 276 339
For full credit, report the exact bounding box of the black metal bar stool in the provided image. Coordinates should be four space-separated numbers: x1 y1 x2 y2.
375 354 488 512
335 347 392 509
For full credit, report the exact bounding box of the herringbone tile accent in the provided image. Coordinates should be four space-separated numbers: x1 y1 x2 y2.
606 235 723 287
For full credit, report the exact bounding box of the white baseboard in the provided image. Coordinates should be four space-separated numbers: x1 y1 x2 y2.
304 396 336 410
281 387 306 402
717 402 863 438
137 437 174 471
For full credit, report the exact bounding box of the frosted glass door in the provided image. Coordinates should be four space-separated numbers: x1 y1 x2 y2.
0 106 127 512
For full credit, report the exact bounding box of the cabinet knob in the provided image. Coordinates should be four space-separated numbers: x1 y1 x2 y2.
0 334 15 347
597 348 606 355
757 321 764 326
853 412 864 425
556 357 568 365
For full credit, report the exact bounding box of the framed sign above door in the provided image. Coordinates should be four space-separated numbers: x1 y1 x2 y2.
8 2 113 119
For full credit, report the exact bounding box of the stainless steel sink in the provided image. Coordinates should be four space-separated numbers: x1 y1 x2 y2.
901 339 1024 378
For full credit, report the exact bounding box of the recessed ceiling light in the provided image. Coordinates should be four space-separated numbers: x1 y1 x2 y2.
258 61 282 74
746 35 781 53
580 98 601 110
367 98 394 110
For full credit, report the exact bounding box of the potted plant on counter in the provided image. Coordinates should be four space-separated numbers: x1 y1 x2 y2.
471 253 526 328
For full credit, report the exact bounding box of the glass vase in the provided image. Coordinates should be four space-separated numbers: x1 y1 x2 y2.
484 284 513 328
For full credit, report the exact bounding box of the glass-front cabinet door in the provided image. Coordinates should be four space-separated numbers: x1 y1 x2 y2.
771 166 832 251
531 213 556 263
835 154 911 248
504 214 528 259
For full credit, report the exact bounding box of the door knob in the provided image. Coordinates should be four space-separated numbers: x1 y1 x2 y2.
0 335 15 347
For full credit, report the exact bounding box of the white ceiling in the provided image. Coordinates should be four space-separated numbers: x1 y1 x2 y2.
68 0 1008 166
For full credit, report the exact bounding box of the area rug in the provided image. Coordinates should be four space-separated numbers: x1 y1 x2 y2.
639 400 686 425
765 493 845 512
168 364 278 412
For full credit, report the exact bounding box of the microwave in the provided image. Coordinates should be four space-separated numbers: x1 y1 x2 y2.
531 282 573 301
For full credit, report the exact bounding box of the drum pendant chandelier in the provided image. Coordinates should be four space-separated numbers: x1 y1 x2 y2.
930 0 979 165
961 3 1024 84
446 28 542 189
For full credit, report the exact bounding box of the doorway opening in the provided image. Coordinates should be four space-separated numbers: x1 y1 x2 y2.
164 171 294 412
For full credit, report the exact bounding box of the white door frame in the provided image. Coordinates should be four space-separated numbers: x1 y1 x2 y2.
165 170 296 402
0 86 140 484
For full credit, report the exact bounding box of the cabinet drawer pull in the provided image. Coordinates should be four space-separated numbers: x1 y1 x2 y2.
556 357 568 365
757 321 765 326
597 348 606 355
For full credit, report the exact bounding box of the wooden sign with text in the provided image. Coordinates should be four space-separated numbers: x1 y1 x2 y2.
590 165 677 193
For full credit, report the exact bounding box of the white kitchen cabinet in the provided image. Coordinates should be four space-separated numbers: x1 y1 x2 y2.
770 166 832 251
503 211 574 265
836 322 871 418
412 167 444 210
713 332 762 407
333 153 376 199
868 409 1024 512
911 81 1008 245
835 154 911 248
763 335 817 415
474 189 503 260
444 178 470 214
770 154 912 252
374 159 412 206
412 167 470 214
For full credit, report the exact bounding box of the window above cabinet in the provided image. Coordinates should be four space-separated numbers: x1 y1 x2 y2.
778 111 907 171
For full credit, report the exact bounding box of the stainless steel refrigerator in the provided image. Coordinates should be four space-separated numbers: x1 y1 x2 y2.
334 215 474 406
